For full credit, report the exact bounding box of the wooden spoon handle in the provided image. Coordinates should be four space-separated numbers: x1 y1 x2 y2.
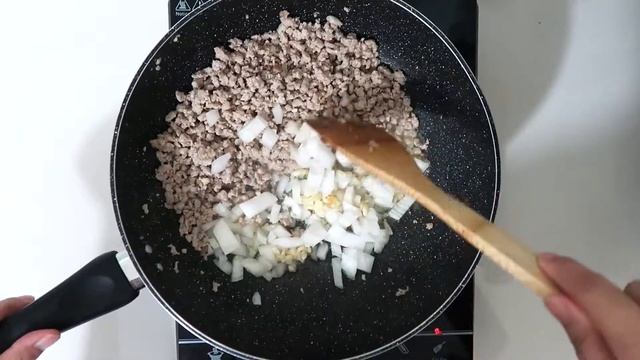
402 176 557 297
309 119 556 297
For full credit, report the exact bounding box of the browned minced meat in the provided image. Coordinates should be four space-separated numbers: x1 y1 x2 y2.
150 11 426 254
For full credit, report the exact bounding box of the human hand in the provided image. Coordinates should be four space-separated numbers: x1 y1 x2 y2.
0 296 59 360
538 253 640 360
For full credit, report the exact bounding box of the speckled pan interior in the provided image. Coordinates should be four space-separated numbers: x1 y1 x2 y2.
110 0 500 359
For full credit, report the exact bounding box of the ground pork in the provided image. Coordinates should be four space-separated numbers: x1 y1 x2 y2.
150 11 426 254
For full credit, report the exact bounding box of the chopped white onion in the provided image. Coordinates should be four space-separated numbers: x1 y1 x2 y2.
373 227 391 254
363 242 374 254
338 207 359 228
304 167 325 195
239 192 278 218
374 186 395 209
203 122 428 289
414 158 430 172
335 171 352 189
301 137 335 169
343 186 355 205
276 176 290 196
357 251 375 273
341 248 358 280
313 146 336 169
269 225 291 239
327 224 347 239
243 258 270 277
321 170 336 196
353 194 362 206
326 15 343 26
214 256 232 275
238 115 268 143
229 205 243 222
295 151 314 168
362 176 395 208
258 245 278 264
351 220 363 235
335 151 352 168
327 224 365 250
353 166 366 175
361 212 382 236
316 242 329 260
271 263 287 278
300 208 312 221
290 179 302 202
310 245 318 261
255 228 268 245
212 220 241 255
301 222 328 247
284 121 300 135
231 243 248 257
366 209 380 222
213 203 231 217
269 237 304 248
207 236 220 250
272 104 283 124
294 122 318 143
324 209 341 225
260 128 279 149
268 204 281 224
205 109 220 126
213 247 225 259
248 246 258 258
228 222 243 234
384 220 393 235
257 255 274 270
240 224 255 238
305 214 321 225
211 153 232 175
332 257 344 289
331 242 342 258
231 256 244 282
266 229 276 242
240 236 253 248
204 222 216 233
287 200 304 219
389 195 416 220
252 291 262 306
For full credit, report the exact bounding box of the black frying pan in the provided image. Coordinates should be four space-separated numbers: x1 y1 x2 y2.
0 0 499 358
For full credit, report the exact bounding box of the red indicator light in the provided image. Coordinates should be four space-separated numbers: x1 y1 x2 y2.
434 327 442 336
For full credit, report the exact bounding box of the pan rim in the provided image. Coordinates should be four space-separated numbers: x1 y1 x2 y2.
110 0 501 359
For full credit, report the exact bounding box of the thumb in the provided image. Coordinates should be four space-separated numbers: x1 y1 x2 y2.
0 330 59 360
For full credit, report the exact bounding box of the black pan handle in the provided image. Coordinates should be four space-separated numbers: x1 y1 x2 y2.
0 251 142 352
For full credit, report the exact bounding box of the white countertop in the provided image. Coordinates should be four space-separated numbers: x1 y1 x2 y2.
0 0 638 359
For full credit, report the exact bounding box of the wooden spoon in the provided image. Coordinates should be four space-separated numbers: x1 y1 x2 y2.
310 119 557 297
